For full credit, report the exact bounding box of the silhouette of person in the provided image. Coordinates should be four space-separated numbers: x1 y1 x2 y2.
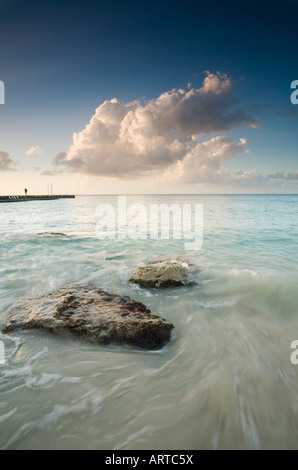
24 188 28 196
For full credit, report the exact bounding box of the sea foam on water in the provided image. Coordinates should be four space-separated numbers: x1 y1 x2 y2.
0 194 298 449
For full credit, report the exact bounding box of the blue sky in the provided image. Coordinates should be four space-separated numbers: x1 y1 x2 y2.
0 0 298 194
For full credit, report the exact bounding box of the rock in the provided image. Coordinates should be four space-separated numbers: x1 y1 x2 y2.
149 254 197 271
130 257 191 288
2 285 174 350
38 232 67 237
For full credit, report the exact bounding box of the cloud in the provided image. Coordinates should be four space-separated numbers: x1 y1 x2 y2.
40 152 68 175
158 136 251 184
276 106 298 120
56 72 257 179
287 170 298 180
269 169 285 179
41 170 55 176
54 152 67 165
26 145 43 156
229 168 264 185
0 151 16 171
268 169 298 181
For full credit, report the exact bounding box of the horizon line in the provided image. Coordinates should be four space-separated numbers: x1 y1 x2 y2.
71 193 298 197
2 193 298 197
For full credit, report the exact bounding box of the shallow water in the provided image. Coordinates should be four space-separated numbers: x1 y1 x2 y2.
0 194 298 450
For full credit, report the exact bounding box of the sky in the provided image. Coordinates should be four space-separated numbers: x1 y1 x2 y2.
0 0 298 195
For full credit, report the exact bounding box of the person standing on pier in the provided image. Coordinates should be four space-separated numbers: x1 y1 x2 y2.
24 188 28 196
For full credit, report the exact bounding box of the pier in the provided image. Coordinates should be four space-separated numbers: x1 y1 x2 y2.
0 195 75 203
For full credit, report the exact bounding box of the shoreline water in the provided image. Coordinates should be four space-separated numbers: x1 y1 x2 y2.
0 194 298 449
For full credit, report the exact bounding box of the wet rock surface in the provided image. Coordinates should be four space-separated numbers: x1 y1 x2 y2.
149 254 196 268
38 232 68 237
2 285 174 349
130 255 195 288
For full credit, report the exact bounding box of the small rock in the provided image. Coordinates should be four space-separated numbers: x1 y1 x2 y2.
2 285 174 350
130 257 192 288
38 232 67 237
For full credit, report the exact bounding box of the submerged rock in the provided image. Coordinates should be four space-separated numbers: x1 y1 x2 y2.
130 255 194 288
2 285 174 350
38 232 67 237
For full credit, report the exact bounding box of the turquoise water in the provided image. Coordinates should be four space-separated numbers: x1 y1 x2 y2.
0 194 298 449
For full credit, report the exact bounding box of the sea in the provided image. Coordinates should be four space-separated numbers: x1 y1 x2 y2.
0 194 298 450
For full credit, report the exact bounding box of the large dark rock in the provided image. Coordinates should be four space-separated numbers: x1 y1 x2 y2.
130 255 195 288
2 285 174 350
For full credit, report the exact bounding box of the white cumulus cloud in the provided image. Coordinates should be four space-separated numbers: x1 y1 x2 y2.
26 145 43 156
158 136 250 184
57 72 257 179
